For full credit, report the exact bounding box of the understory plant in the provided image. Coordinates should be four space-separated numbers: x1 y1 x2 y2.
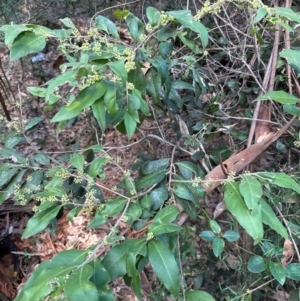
0 1 300 300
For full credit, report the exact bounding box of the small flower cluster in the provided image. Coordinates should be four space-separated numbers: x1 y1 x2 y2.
159 11 175 26
192 176 203 187
55 168 70 180
123 48 136 72
294 140 300 148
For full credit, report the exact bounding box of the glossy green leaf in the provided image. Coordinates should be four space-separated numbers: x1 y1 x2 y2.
173 183 198 204
159 41 173 59
148 240 180 296
87 157 107 178
153 205 179 223
102 239 147 280
255 91 300 105
149 222 181 236
4 134 25 148
257 172 300 194
269 262 285 285
260 198 288 238
25 117 43 131
247 255 266 273
102 197 127 217
239 175 262 212
34 152 50 166
252 7 268 24
140 194 153 209
142 158 170 175
0 169 26 204
177 31 202 54
274 7 300 22
22 205 63 238
146 6 161 26
209 220 221 234
0 147 26 164
104 88 118 117
125 13 144 42
70 154 85 172
149 187 169 211
285 263 300 281
51 82 107 122
0 24 29 45
224 182 263 244
157 27 177 41
223 230 240 242
186 290 216 301
65 265 98 301
168 10 208 46
124 203 142 225
280 49 300 74
0 167 19 186
199 230 215 242
212 237 225 257
14 250 88 301
283 104 300 117
108 60 127 86
10 31 46 61
176 161 200 179
124 111 137 140
92 99 107 131
89 259 110 288
135 170 166 190
95 15 119 38
126 252 142 301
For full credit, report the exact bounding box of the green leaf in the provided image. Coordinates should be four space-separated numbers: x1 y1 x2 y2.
124 111 137 140
224 182 263 244
146 7 161 26
60 18 76 28
255 91 300 105
159 41 173 59
0 24 29 45
4 134 25 148
260 198 288 238
199 231 215 242
65 265 98 301
173 183 198 204
186 290 216 301
92 99 107 132
0 147 26 164
135 170 166 190
247 255 266 273
102 198 127 217
168 10 208 46
70 154 85 172
142 158 170 175
149 222 181 236
102 239 147 280
274 7 300 23
153 205 179 223
176 161 203 179
0 169 26 204
280 49 300 74
283 104 300 117
124 203 142 225
14 250 88 301
257 172 300 194
126 252 142 301
34 152 50 166
223 230 240 242
25 117 43 131
269 262 285 285
212 237 225 257
108 60 127 86
22 205 63 238
239 175 262 212
149 187 169 211
104 88 118 117
51 82 107 122
148 240 180 296
0 167 19 186
209 220 221 234
90 259 110 288
125 13 144 42
252 7 268 24
10 31 46 61
95 15 119 38
285 263 300 281
177 31 202 54
87 157 107 178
